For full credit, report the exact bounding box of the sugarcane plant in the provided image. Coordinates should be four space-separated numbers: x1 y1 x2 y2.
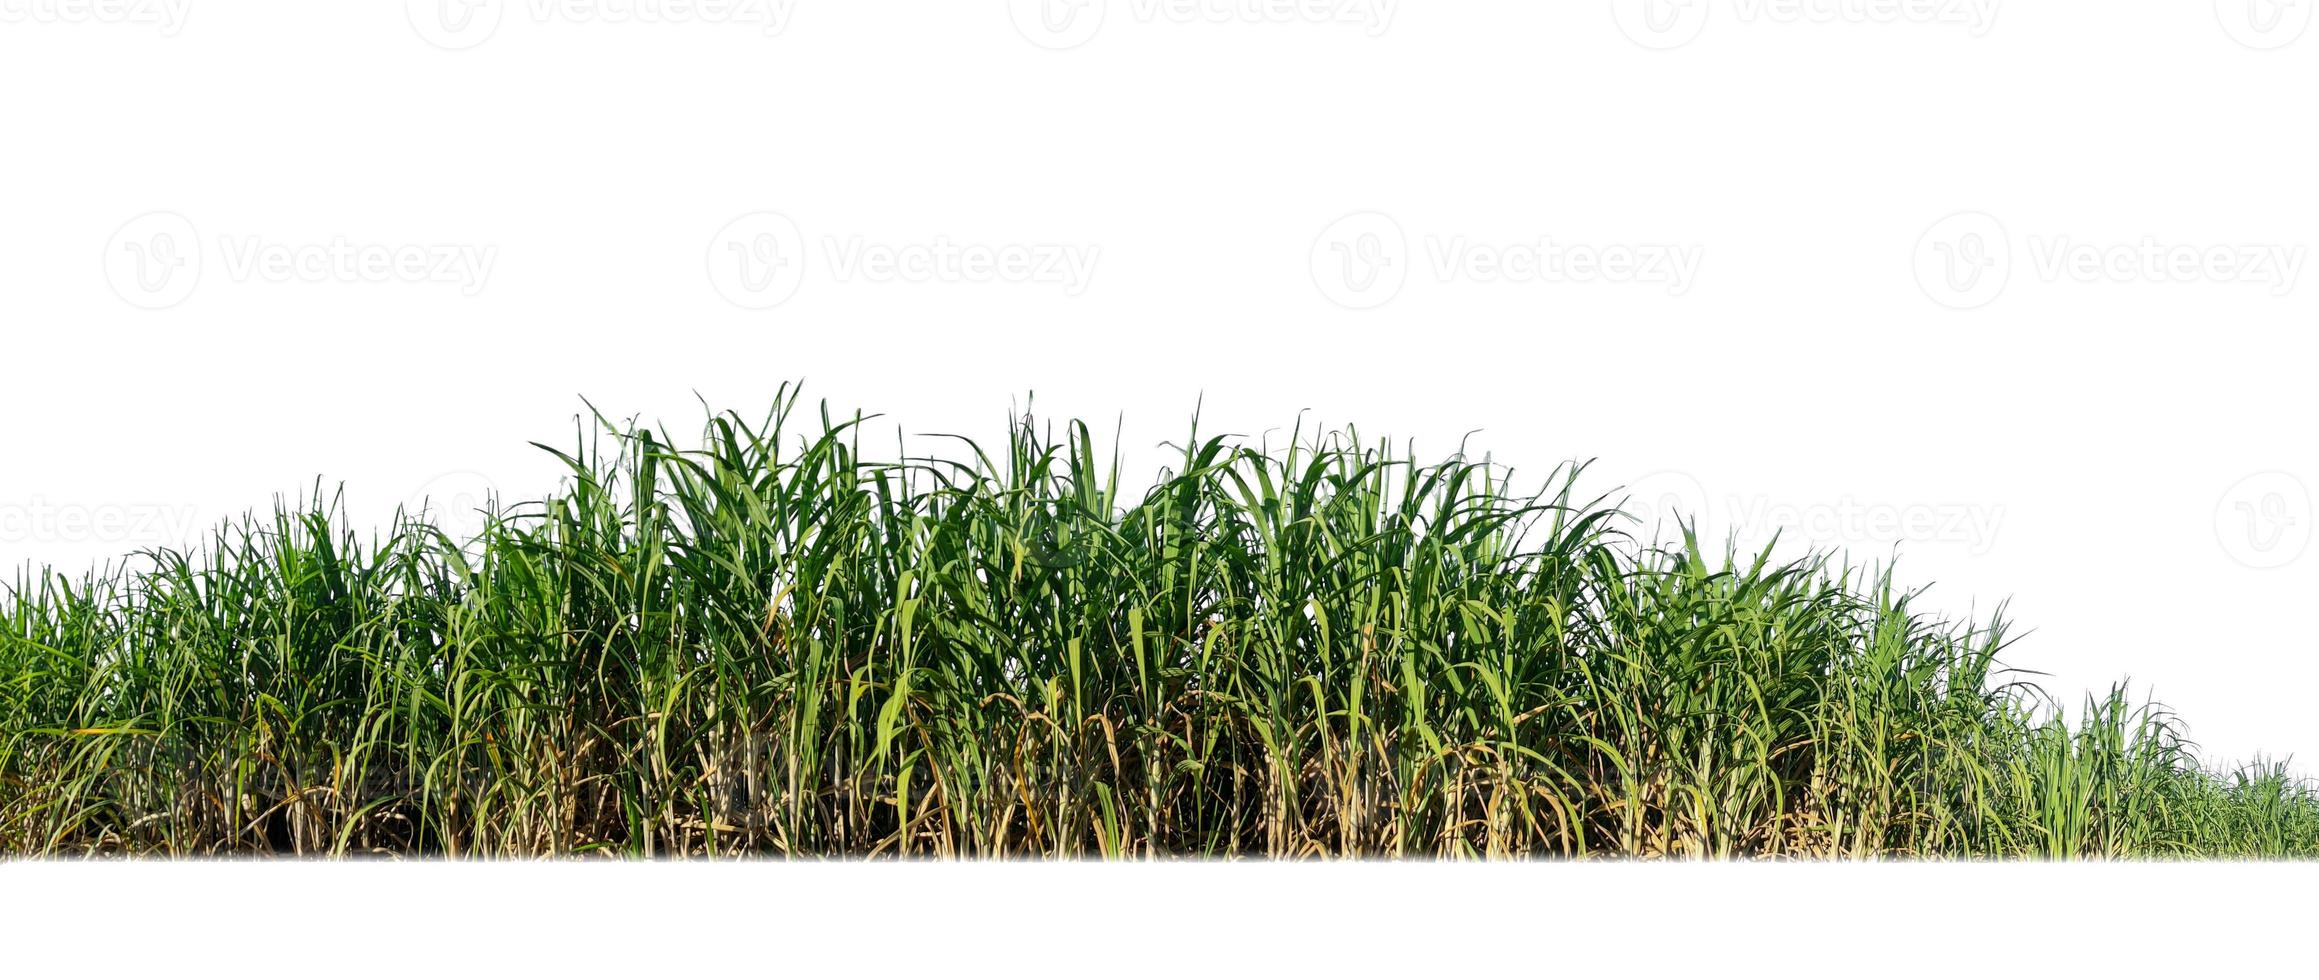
3 386 2314 858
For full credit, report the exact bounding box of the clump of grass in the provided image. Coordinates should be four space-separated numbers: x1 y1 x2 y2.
3 387 2314 858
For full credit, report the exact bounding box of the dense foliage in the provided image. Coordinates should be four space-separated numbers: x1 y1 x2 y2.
5 389 2315 858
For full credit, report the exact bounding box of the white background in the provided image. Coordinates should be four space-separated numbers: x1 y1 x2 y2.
3 861 2315 976
1 0 2314 958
